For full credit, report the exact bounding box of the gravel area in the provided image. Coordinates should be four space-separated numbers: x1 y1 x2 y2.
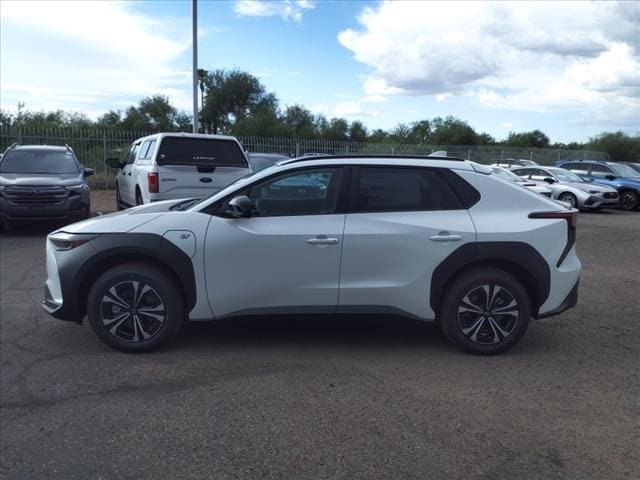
0 210 638 480
91 188 116 214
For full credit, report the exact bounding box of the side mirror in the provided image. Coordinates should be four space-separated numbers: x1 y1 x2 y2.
105 157 123 169
543 177 556 184
605 174 616 181
226 195 252 218
83 167 95 177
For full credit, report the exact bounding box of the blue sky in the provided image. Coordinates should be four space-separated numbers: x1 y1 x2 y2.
1 0 639 143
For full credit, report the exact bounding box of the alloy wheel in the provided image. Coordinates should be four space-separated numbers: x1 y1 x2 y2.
457 284 519 345
559 193 576 207
620 192 637 211
100 281 166 342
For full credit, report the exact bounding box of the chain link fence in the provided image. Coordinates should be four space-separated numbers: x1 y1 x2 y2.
0 126 608 189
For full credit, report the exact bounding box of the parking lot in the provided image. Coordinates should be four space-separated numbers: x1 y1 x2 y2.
0 208 638 480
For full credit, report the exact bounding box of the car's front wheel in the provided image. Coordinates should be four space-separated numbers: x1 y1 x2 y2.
620 190 639 211
439 267 531 355
87 263 184 352
558 192 577 208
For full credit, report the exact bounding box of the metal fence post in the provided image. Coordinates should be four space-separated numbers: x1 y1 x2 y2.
295 142 300 157
102 131 108 190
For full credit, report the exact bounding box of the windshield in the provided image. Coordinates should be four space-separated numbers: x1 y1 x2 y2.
610 164 640 178
520 160 537 166
550 168 583 183
0 149 80 174
491 167 523 183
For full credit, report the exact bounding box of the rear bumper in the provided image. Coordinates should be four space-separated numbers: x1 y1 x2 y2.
537 279 579 319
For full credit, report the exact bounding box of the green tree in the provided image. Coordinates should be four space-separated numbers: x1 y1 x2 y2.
505 129 550 148
431 116 478 145
322 118 349 141
587 131 640 162
368 128 390 143
409 120 432 144
348 120 368 142
96 110 123 128
121 95 187 132
202 69 274 134
281 104 316 138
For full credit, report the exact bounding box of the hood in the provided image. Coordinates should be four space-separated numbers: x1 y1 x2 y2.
55 198 188 234
0 172 84 187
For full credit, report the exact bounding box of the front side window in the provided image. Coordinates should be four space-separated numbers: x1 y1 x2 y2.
590 164 613 177
234 168 344 217
354 167 461 212
0 149 80 174
610 164 640 178
125 144 140 165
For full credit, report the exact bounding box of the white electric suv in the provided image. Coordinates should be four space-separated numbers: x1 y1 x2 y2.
42 156 581 355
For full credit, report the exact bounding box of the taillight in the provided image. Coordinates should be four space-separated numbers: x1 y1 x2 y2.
148 172 159 193
529 210 577 228
529 210 577 267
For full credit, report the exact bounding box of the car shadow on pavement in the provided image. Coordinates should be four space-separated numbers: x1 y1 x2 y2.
174 315 447 351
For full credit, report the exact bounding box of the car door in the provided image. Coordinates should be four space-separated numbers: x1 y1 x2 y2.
119 142 140 206
203 166 347 318
338 166 477 320
586 164 617 188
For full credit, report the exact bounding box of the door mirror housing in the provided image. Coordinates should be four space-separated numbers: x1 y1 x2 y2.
226 195 252 218
543 177 556 184
105 157 123 169
83 167 95 177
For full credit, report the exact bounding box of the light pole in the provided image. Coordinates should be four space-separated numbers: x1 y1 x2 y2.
192 0 198 134
197 69 207 133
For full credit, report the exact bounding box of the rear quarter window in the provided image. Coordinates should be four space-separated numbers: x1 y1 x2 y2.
156 137 248 168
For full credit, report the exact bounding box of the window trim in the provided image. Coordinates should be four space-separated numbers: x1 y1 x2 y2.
347 165 465 214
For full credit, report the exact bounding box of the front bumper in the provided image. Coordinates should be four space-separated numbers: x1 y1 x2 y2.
580 193 619 209
0 194 89 223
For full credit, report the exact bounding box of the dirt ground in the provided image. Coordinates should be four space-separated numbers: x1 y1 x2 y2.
91 188 116 214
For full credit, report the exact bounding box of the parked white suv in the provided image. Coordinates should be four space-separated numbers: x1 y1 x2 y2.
106 133 250 208
43 155 581 355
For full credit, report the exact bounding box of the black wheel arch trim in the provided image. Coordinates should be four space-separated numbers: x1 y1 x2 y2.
52 233 196 323
430 242 551 318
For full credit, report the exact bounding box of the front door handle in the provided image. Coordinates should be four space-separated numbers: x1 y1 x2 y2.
307 235 339 245
429 231 462 242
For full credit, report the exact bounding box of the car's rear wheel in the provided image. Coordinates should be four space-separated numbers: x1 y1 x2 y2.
620 190 639 211
559 192 577 208
439 267 531 355
87 263 184 352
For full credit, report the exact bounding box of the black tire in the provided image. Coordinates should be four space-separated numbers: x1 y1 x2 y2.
558 192 577 208
87 263 184 352
439 267 531 355
619 190 639 211
115 184 124 211
135 188 143 206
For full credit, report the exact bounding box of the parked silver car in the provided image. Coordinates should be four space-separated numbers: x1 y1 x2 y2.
490 159 539 169
512 166 619 210
490 166 552 197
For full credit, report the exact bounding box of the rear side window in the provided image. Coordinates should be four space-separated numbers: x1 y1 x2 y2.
562 162 589 175
157 137 247 167
353 167 462 212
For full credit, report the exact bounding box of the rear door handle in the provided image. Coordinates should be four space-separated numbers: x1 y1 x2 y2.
307 235 339 245
429 231 462 242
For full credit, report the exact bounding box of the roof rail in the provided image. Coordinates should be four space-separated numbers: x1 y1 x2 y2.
280 154 466 165
64 144 73 152
7 142 19 150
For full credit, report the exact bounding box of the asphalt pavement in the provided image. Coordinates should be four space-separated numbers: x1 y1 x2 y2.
1 211 639 480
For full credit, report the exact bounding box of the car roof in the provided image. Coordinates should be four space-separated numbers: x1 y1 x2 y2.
133 132 241 143
276 155 475 171
12 145 69 151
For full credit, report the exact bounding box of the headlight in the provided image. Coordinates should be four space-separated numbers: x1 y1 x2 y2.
49 232 98 251
66 183 88 192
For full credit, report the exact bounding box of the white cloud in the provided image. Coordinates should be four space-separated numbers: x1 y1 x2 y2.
334 100 378 118
500 122 513 129
234 0 315 22
0 1 193 116
338 1 640 127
